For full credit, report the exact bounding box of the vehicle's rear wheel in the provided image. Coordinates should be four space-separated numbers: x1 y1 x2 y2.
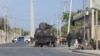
46 42 51 47
40 44 43 47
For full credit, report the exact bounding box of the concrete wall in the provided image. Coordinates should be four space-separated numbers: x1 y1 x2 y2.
0 30 18 44
95 25 100 40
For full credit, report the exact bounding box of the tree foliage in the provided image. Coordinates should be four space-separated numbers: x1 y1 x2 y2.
12 27 29 36
0 17 10 31
0 17 29 36
52 27 57 34
22 31 29 36
62 11 77 23
61 10 82 33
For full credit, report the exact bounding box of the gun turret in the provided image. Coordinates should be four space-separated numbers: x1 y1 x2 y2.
39 22 53 30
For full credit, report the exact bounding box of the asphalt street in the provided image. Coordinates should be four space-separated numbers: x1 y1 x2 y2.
0 43 97 56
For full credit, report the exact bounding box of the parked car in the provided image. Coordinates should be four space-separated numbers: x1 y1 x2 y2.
24 38 31 44
12 36 24 43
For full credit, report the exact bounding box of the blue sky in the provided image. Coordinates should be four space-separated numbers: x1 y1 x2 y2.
0 0 89 31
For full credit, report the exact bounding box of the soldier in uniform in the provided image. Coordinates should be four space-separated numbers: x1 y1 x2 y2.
66 33 72 49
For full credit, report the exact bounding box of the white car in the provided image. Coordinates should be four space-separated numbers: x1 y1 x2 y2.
12 38 17 43
24 38 31 43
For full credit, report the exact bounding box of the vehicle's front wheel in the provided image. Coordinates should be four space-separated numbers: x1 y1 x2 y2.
12 40 17 43
52 42 57 47
25 40 29 44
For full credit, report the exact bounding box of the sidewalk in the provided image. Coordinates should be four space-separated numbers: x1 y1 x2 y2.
72 50 100 56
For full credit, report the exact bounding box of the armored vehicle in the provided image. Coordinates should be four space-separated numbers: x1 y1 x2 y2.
34 22 57 47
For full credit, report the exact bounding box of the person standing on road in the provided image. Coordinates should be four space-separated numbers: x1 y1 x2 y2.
60 35 66 45
76 32 84 49
30 37 34 44
66 33 72 49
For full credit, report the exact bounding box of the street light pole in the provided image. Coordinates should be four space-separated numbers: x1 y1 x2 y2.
67 0 72 33
30 0 35 38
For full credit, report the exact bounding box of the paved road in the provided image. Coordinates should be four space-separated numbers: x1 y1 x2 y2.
0 43 29 47
0 43 97 56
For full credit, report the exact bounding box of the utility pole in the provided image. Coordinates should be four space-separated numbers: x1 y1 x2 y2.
67 0 72 33
63 1 67 13
90 0 95 39
30 0 35 38
90 0 99 50
12 18 17 38
56 14 59 44
3 7 7 43
96 10 98 50
60 20 62 37
59 14 62 37
20 25 22 36
83 0 86 41
59 1 67 36
13 18 15 38
62 0 67 35
90 0 97 49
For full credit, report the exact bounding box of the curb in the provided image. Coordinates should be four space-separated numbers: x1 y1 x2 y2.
72 50 100 56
